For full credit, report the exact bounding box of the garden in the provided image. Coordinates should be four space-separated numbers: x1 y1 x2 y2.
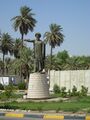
0 83 90 113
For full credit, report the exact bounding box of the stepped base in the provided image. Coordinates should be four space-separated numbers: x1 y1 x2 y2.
27 72 50 99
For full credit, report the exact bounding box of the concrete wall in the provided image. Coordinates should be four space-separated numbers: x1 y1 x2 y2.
49 70 90 93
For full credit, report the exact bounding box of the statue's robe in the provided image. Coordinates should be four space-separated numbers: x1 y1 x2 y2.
34 40 45 72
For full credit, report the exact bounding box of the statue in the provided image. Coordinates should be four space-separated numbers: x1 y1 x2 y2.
25 33 45 72
24 33 49 99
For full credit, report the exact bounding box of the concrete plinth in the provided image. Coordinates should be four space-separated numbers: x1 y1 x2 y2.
27 72 49 99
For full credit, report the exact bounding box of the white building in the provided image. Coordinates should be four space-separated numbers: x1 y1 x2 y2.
0 76 16 85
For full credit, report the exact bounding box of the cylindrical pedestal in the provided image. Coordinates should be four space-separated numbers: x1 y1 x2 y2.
27 72 49 99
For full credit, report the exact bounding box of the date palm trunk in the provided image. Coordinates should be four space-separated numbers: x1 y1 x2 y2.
50 46 53 70
21 33 24 48
2 53 5 76
20 33 24 82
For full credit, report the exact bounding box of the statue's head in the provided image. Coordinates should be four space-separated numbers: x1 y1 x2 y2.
35 33 41 39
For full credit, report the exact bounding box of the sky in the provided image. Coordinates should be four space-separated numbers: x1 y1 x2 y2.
0 0 90 56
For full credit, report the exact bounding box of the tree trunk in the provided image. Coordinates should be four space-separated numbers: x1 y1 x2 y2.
20 33 24 82
50 46 53 70
21 33 24 48
1 53 5 88
6 66 8 75
20 66 23 82
2 53 5 76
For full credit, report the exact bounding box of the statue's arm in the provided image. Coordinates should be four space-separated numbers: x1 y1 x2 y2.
24 39 34 43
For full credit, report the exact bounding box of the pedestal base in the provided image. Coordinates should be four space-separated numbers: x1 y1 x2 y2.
27 72 49 99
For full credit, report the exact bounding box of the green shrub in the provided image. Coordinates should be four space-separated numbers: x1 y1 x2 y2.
80 86 88 96
71 85 78 96
61 87 67 97
4 84 13 99
37 106 43 112
67 89 72 97
18 82 26 90
13 85 18 91
0 83 4 90
0 92 7 101
64 107 79 113
0 103 19 110
87 109 90 113
53 85 88 98
53 84 60 94
56 107 61 113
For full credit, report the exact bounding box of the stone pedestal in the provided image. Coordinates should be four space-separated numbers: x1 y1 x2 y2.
27 72 49 99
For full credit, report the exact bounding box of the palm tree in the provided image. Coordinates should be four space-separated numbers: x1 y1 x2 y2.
44 23 64 69
0 59 3 75
13 38 22 58
11 6 37 47
56 50 70 70
0 33 13 75
12 47 33 82
66 56 80 70
5 57 11 75
45 55 59 70
20 47 33 79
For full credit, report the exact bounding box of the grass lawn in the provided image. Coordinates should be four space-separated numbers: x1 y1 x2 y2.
0 96 90 112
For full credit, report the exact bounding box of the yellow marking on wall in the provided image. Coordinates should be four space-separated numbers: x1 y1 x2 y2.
43 115 64 119
5 113 24 118
86 116 90 120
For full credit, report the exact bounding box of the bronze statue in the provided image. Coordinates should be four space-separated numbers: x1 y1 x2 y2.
25 33 45 72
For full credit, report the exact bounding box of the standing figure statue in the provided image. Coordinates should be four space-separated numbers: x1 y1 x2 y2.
25 33 45 72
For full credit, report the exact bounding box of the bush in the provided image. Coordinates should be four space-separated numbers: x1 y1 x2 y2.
67 89 72 97
0 103 19 110
87 109 90 113
71 85 78 96
56 107 61 113
80 86 88 96
0 92 7 101
61 87 67 97
13 85 18 91
53 85 88 98
37 106 43 112
4 84 13 99
18 82 26 90
53 84 60 94
0 83 4 90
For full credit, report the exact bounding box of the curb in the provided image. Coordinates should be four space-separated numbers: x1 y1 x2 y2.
0 112 90 119
0 112 43 118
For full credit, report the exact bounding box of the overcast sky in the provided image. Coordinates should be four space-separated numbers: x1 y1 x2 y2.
0 0 90 56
